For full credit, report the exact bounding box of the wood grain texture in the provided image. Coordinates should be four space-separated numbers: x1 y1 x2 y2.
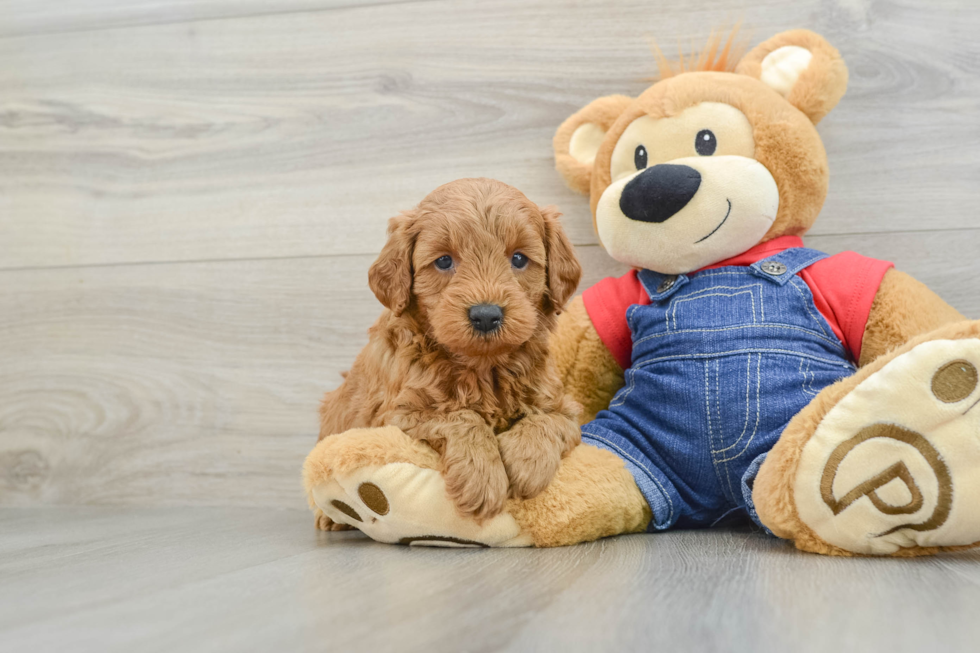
0 0 408 38
2 0 980 270
0 255 372 507
2 507 980 653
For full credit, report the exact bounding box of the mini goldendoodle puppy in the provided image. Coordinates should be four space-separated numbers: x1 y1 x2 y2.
317 178 583 529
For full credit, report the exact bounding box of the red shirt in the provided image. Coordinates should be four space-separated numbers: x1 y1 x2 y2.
582 236 894 370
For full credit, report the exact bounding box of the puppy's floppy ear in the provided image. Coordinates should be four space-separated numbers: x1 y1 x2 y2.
540 206 581 312
554 95 633 194
736 29 848 124
368 211 416 316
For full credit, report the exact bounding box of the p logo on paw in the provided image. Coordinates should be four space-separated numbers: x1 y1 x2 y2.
795 339 980 554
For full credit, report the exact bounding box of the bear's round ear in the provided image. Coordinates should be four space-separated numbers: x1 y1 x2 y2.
736 29 848 124
553 95 633 194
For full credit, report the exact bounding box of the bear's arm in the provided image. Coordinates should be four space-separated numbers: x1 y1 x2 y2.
858 268 966 367
549 296 625 424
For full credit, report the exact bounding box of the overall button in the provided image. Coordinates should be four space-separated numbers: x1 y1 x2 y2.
761 261 787 276
657 275 678 293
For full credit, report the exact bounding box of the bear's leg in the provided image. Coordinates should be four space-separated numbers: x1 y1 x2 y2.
303 426 651 547
755 320 980 556
509 444 652 547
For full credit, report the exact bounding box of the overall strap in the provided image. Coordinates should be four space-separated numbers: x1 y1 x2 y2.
637 269 691 302
749 247 829 286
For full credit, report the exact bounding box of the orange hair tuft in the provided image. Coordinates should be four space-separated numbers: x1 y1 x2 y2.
648 24 748 80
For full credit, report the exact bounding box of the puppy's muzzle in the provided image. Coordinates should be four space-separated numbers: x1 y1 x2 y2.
468 304 503 334
619 164 702 224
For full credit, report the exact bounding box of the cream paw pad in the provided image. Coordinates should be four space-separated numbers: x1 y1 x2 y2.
304 427 531 548
795 339 980 554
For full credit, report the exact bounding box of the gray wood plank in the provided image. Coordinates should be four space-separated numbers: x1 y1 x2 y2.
0 0 415 38
0 230 977 509
2 0 979 269
1 507 979 653
0 255 371 508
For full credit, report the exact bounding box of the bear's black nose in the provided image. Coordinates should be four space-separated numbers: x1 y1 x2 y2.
619 164 702 223
469 304 503 334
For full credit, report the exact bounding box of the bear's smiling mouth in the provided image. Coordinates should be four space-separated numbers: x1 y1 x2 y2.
694 198 732 244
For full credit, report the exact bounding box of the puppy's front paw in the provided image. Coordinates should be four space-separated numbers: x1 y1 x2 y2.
498 426 562 500
443 458 509 521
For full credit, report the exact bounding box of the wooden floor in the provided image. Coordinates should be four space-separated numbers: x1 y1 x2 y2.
2 507 979 653
3 0 980 650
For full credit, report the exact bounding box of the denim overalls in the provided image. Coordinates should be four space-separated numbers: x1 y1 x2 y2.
581 247 857 530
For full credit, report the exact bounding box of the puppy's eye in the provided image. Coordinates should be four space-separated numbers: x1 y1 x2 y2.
634 145 648 170
511 252 529 269
434 255 454 271
695 129 717 156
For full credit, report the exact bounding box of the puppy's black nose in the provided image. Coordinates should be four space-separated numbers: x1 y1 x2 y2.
469 304 503 334
619 164 701 223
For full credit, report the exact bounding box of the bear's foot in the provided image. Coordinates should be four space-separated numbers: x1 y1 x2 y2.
304 425 652 548
758 323 980 556
304 427 532 547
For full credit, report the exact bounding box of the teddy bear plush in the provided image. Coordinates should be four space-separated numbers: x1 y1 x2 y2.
303 29 980 556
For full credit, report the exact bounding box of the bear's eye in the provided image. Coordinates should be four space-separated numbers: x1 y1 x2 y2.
634 145 648 170
511 252 529 269
434 255 454 271
695 129 717 156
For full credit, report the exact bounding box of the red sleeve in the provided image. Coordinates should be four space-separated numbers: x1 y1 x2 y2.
581 270 650 371
799 252 894 363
